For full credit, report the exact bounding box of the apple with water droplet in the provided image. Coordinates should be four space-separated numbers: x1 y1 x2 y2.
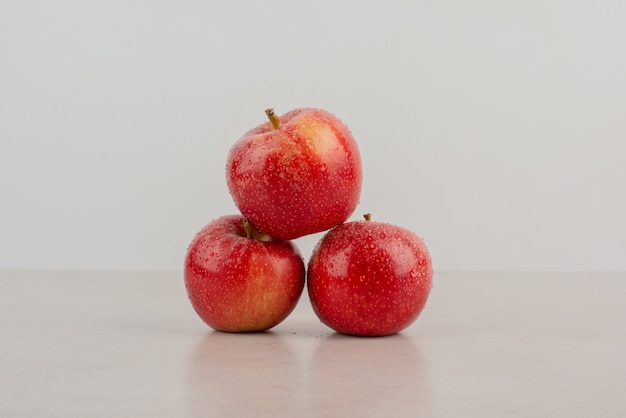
307 214 433 337
184 215 305 332
226 108 362 240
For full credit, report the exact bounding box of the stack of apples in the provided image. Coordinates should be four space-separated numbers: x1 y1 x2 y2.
184 108 433 337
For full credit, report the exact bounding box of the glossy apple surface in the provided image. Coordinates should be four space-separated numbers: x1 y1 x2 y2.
307 216 433 336
184 215 305 332
226 108 362 240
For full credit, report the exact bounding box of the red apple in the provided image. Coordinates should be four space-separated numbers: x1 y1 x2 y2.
307 214 433 337
184 215 305 332
226 108 362 240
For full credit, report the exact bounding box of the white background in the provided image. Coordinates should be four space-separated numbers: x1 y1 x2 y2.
1 1 625 271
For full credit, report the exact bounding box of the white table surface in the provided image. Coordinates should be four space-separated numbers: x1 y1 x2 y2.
1 270 625 417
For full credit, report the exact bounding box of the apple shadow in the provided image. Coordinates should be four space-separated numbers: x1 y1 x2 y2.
184 331 305 417
306 332 431 416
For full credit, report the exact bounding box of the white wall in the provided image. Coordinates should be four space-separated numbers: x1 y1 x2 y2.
2 1 625 271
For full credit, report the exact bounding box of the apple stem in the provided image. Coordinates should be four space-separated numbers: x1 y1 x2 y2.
265 108 280 129
243 219 273 242
243 219 254 239
364 213 372 221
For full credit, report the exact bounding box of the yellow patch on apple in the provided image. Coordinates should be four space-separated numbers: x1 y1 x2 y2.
294 119 339 160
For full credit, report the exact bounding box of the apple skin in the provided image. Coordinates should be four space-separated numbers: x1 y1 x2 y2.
307 218 433 337
226 108 362 240
184 215 305 332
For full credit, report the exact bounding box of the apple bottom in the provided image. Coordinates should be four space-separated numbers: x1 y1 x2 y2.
309 287 430 337
184 215 305 332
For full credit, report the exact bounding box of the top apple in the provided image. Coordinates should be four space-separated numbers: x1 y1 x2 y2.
226 108 362 240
